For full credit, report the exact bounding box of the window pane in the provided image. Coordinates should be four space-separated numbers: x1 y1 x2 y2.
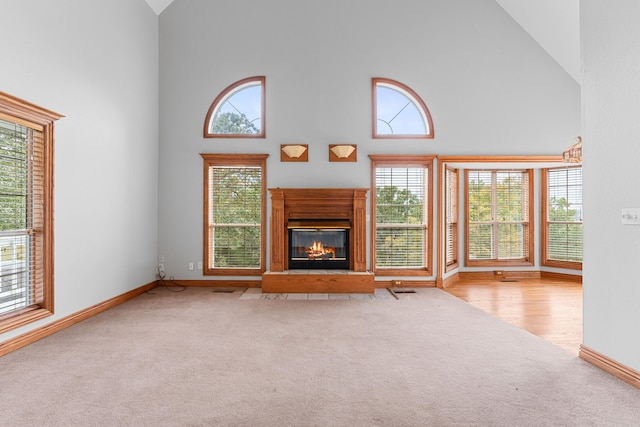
376 86 426 135
375 227 424 268
496 172 524 222
374 166 427 269
545 167 582 265
497 223 525 258
372 78 433 138
210 84 262 134
468 224 493 259
467 171 492 222
207 162 263 270
212 226 260 268
212 167 262 225
445 167 458 267
204 77 265 138
375 168 424 224
0 119 33 315
548 223 583 262
467 170 530 263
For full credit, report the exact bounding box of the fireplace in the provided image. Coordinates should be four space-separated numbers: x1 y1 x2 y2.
288 220 350 270
262 188 374 293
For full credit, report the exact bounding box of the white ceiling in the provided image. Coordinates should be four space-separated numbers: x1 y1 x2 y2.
145 0 173 15
143 0 580 83
495 0 580 83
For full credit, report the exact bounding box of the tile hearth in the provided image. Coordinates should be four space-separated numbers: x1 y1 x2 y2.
239 288 395 301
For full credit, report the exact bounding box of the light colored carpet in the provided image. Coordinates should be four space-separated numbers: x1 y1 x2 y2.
1 287 639 426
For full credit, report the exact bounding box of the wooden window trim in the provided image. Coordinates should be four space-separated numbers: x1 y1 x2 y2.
372 78 434 139
0 91 62 335
200 153 268 276
203 76 266 138
464 169 534 267
541 167 583 270
369 154 434 276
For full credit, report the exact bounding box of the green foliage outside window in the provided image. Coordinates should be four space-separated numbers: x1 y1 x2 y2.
467 171 528 260
375 181 425 268
211 112 259 135
0 125 28 232
547 168 583 263
210 167 261 268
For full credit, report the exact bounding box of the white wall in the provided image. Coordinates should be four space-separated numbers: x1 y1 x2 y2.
582 0 640 371
0 0 159 341
159 0 580 278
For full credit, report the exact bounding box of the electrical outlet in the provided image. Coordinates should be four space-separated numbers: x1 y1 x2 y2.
159 255 164 264
188 262 194 271
158 263 164 272
197 262 202 270
494 270 504 277
392 280 403 286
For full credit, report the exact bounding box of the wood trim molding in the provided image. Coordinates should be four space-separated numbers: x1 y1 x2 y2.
580 345 640 389
382 280 436 288
458 270 542 281
439 273 460 289
540 271 582 283
0 281 155 357
438 155 562 163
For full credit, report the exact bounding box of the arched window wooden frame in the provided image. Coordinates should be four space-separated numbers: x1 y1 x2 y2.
203 76 266 138
372 78 434 139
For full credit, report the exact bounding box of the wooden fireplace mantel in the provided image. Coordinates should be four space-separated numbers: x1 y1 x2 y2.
262 188 374 293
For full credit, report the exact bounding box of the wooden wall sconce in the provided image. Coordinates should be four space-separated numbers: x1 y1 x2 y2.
329 144 357 162
281 144 308 162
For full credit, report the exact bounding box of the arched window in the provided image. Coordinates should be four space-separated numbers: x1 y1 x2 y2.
204 76 265 138
372 78 434 139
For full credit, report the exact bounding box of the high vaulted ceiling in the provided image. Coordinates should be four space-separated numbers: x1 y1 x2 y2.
144 0 580 83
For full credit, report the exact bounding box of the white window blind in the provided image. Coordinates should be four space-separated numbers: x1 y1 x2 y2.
546 167 582 263
0 118 44 315
375 167 427 268
445 167 458 267
208 166 262 269
467 170 530 261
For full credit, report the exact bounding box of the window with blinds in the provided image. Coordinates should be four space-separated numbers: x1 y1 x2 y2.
444 166 459 270
201 154 267 275
542 166 582 269
0 92 59 334
370 155 433 274
465 169 533 266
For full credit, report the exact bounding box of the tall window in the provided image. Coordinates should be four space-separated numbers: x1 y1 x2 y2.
372 78 434 139
201 154 267 275
444 166 459 271
203 76 265 138
465 169 533 266
0 92 60 334
370 155 433 275
542 166 582 269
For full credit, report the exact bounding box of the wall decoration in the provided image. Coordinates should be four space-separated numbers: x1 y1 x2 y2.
329 144 357 162
281 144 308 162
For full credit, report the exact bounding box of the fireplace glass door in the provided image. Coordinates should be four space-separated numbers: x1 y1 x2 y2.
288 220 350 269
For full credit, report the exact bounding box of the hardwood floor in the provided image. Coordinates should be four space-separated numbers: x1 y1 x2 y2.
444 278 582 355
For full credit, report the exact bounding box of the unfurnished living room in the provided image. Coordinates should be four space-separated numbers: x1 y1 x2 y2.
1 0 640 425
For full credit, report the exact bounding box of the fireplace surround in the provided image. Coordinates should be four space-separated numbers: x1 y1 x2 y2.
262 188 374 293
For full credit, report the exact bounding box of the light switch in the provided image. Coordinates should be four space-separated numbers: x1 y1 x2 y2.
621 208 640 225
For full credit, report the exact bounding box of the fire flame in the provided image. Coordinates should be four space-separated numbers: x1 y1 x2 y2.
306 241 335 259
